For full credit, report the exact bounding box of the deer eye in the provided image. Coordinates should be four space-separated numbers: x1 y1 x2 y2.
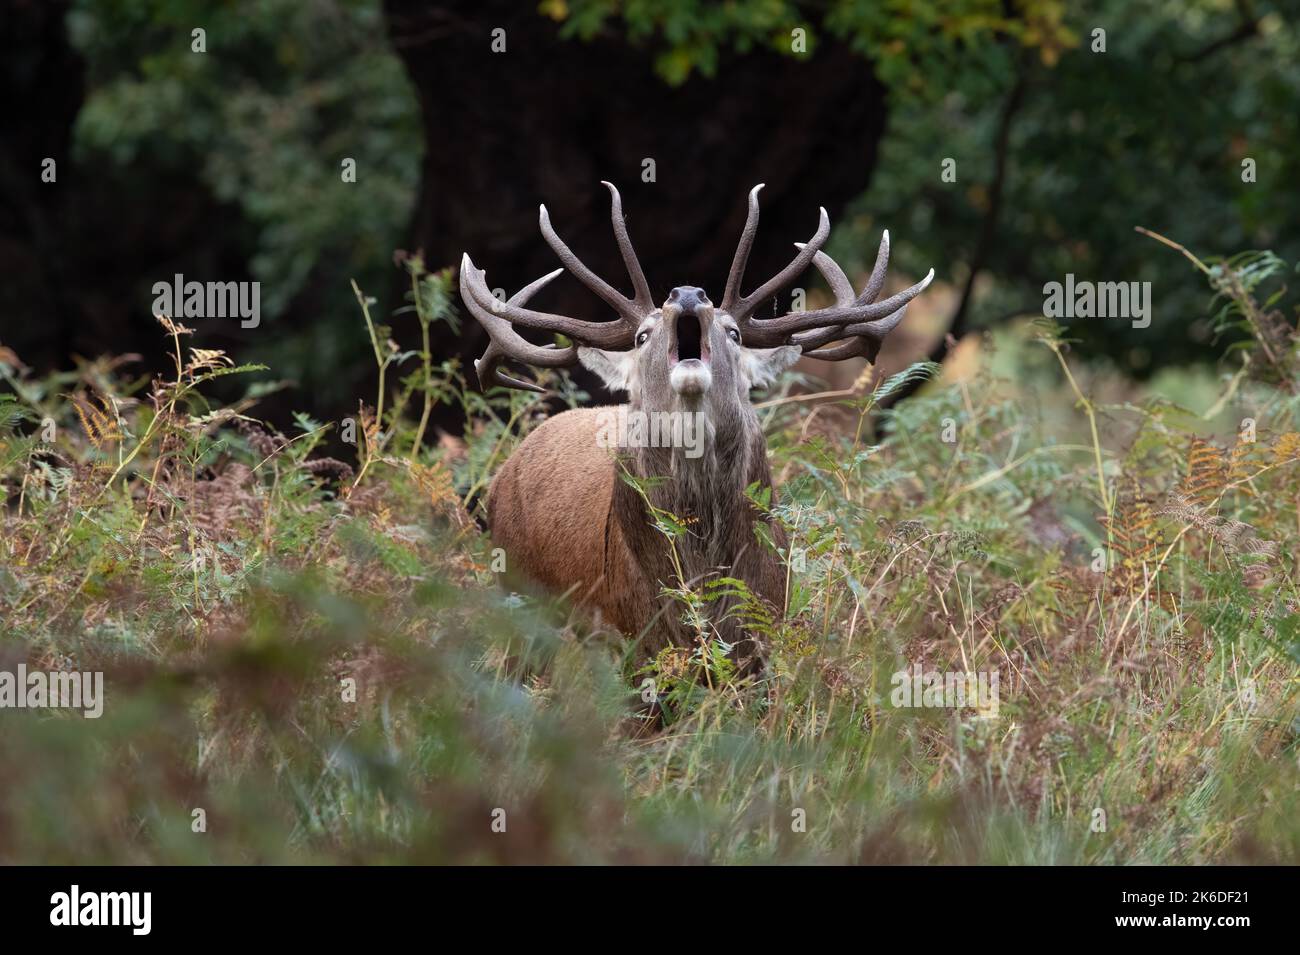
636 330 650 346
727 328 741 343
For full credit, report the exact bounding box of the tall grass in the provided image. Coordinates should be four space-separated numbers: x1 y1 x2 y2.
0 248 1296 864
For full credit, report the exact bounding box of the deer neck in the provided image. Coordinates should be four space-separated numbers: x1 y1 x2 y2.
623 397 764 562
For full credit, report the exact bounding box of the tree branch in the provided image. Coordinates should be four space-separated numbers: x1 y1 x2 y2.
1177 0 1259 64
878 56 1030 415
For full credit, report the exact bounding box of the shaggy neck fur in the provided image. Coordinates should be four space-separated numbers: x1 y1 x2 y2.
623 390 766 583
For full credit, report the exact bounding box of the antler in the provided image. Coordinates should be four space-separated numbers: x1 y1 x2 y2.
461 182 651 391
720 184 832 341
788 231 933 362
721 184 934 353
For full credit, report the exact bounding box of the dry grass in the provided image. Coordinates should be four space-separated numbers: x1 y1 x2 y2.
0 253 1296 864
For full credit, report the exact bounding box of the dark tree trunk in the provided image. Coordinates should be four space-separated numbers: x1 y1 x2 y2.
383 0 888 429
0 0 252 385
3 1 889 440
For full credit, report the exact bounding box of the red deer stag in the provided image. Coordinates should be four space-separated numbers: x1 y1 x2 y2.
461 183 932 673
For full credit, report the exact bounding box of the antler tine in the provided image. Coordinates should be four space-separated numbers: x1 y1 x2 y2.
462 257 609 393
799 336 880 362
737 228 931 348
788 236 883 351
784 274 933 352
794 305 913 363
461 254 634 349
854 229 891 306
601 181 654 313
721 183 764 312
539 189 653 327
783 231 935 359
776 245 864 352
462 184 652 392
733 207 830 323
804 243 856 305
722 184 833 329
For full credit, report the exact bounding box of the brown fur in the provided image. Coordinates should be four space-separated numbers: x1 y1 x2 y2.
488 404 786 670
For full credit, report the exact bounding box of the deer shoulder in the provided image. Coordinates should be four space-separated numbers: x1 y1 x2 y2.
487 408 631 622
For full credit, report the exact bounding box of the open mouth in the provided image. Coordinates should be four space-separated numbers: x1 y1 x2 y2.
672 312 706 365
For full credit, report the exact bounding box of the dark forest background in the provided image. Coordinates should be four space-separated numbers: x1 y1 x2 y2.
3 0 1298 434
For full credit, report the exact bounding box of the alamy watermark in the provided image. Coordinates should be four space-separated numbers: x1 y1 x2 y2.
0 664 104 718
1043 274 1151 329
890 664 999 718
594 408 706 459
50 885 150 935
151 274 260 328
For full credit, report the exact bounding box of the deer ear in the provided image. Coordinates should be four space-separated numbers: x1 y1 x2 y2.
743 345 801 389
577 347 636 393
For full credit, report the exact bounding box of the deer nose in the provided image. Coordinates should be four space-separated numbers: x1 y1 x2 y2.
667 286 710 314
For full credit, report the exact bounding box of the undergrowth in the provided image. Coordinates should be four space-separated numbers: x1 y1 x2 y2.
0 245 1297 864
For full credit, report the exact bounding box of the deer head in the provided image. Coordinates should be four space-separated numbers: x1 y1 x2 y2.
461 183 933 421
